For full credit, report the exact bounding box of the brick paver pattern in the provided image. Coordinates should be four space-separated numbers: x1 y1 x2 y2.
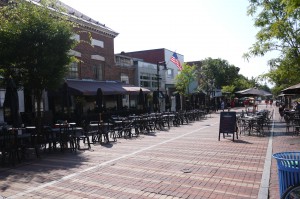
0 104 298 199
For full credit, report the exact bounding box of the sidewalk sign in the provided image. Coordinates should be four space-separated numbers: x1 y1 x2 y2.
219 112 237 141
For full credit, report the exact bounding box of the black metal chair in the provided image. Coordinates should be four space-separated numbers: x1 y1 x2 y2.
0 127 21 166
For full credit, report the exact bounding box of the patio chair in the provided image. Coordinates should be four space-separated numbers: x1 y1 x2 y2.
0 127 21 166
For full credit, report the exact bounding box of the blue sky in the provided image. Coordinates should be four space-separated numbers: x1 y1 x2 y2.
60 0 278 83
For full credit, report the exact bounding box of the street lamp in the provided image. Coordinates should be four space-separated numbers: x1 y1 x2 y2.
156 61 167 113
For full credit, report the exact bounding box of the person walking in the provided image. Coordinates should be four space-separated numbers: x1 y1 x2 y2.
244 98 249 112
265 99 269 108
270 99 273 107
221 100 225 112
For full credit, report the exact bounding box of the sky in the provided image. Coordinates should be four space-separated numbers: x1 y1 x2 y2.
60 0 277 84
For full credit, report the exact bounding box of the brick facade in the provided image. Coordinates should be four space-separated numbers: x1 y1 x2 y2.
72 27 113 80
122 49 165 64
72 27 135 83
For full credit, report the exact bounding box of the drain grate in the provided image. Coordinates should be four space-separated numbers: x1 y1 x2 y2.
181 168 192 173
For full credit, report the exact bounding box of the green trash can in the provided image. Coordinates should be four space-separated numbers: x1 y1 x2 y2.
272 152 300 198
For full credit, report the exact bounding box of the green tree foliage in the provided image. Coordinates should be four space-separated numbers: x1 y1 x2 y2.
175 63 196 96
0 0 75 89
221 85 236 98
195 58 240 90
233 74 255 91
245 0 300 90
0 0 76 129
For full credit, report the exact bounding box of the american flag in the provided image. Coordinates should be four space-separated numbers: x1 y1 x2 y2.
170 52 182 71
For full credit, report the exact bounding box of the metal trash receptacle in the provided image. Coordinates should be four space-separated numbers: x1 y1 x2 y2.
273 152 300 197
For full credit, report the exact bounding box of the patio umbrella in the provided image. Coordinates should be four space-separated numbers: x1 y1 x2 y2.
236 87 272 96
190 94 194 109
165 94 171 111
62 82 72 120
96 88 103 113
138 88 144 110
281 83 300 94
175 93 181 111
3 77 21 127
144 93 149 112
153 91 159 112
194 93 199 108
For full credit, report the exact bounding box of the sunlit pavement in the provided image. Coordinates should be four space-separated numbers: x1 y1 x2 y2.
0 104 298 199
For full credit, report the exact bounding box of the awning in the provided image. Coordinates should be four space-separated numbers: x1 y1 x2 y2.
281 83 300 94
66 79 150 96
236 87 272 96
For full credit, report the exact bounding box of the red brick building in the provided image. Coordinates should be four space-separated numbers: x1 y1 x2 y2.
0 0 141 124
60 1 136 84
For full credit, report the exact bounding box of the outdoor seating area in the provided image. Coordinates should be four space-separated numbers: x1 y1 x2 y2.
0 109 208 167
237 109 273 136
281 109 300 136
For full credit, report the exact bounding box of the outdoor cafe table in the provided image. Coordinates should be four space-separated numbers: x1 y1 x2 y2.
51 123 85 151
239 115 264 136
291 117 300 136
0 127 39 165
87 122 114 143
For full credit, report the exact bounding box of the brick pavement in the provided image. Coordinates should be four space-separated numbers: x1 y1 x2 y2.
0 104 298 199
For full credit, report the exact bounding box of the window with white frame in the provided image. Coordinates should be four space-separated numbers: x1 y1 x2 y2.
68 62 78 79
71 34 80 42
91 39 104 48
94 64 103 80
121 73 129 84
167 68 174 78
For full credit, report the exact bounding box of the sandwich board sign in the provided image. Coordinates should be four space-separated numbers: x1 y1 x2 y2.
219 112 237 141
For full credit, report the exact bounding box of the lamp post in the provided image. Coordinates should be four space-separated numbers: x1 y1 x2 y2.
156 61 167 113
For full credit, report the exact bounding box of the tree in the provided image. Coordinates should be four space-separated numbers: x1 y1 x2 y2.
244 0 300 88
0 0 76 131
195 58 240 90
175 63 196 96
221 85 236 99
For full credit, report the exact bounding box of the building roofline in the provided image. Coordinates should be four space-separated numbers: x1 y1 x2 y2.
57 1 118 38
120 48 183 57
1 0 119 38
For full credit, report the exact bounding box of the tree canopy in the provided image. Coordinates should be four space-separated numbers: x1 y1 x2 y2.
244 0 300 92
175 63 196 96
179 58 267 97
196 58 240 90
0 0 76 91
0 0 76 130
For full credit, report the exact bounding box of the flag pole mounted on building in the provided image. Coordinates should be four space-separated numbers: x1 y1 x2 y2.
170 52 182 71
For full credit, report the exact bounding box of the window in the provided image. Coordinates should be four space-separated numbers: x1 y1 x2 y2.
121 73 129 84
71 34 80 41
91 39 104 48
139 73 162 89
140 73 150 80
116 56 132 67
167 69 174 78
68 62 78 79
152 81 159 88
94 64 103 80
141 81 150 87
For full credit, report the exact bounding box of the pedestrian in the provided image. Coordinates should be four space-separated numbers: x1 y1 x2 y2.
244 98 249 111
221 100 225 111
254 98 259 112
270 99 273 107
265 99 269 108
